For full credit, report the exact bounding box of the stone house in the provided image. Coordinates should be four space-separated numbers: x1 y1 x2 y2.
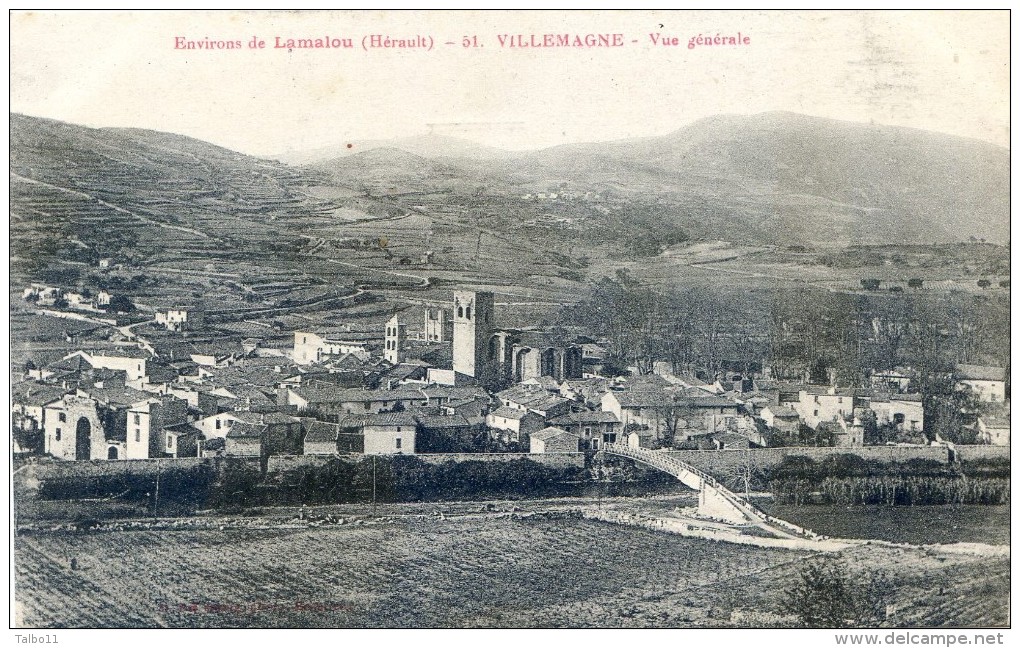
530 426 581 453
363 412 417 454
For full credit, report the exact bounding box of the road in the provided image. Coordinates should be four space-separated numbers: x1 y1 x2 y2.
35 308 156 355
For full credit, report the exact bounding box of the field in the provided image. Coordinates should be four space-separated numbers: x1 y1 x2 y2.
760 504 1011 546
13 503 1009 628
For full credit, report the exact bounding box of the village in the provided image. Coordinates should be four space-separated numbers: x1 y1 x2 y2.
11 282 1011 468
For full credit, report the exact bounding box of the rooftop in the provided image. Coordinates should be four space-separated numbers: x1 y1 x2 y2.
956 364 1006 382
13 382 71 407
548 410 620 425
532 426 577 441
416 413 470 429
364 412 418 427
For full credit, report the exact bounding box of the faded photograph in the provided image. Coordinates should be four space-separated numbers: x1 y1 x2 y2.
9 10 1010 630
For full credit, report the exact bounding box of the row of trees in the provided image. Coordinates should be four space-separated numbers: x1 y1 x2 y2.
559 273 1008 385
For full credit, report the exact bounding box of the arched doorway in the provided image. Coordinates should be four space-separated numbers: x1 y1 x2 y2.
107 446 119 460
75 417 92 460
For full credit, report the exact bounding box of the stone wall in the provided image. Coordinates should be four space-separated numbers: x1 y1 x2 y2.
955 445 1010 462
415 452 585 468
28 456 260 481
663 445 950 477
265 452 586 472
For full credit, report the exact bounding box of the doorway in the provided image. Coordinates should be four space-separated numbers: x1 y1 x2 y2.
75 417 92 460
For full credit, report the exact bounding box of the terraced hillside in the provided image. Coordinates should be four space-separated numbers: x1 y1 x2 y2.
10 113 342 275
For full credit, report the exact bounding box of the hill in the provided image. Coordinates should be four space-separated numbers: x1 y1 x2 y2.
9 113 343 276
490 112 1009 246
307 147 493 195
299 112 1008 247
275 133 515 165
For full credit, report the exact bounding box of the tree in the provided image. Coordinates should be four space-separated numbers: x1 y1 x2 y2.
781 559 890 628
723 447 768 498
861 279 881 291
907 278 924 289
977 279 991 289
103 295 135 313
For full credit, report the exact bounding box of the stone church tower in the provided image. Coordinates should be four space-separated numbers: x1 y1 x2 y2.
452 290 494 379
384 315 405 364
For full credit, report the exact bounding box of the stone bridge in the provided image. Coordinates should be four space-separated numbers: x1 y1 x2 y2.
602 443 818 540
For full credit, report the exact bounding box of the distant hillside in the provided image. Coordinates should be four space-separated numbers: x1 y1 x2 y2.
9 113 336 276
275 133 516 165
307 146 515 195
497 112 1010 246
302 112 1009 246
10 111 1009 289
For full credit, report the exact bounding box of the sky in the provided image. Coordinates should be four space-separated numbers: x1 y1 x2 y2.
9 10 1011 156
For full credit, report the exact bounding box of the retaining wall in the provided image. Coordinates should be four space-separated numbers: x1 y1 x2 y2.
663 445 951 477
266 452 585 472
415 453 585 468
955 445 1010 462
26 456 260 481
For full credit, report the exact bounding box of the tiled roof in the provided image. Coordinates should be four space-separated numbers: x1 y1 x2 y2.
226 422 268 439
12 382 70 407
980 412 1010 429
548 410 620 425
416 414 470 429
304 421 342 443
532 426 577 441
90 347 152 359
82 386 155 407
610 389 737 409
765 405 800 418
47 354 94 372
364 412 418 427
490 406 531 420
956 364 1006 382
164 423 203 438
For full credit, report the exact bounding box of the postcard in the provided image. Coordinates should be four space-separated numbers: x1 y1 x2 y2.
8 9 1011 636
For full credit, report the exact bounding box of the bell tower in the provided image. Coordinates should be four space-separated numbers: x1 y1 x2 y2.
452 290 494 378
384 315 404 364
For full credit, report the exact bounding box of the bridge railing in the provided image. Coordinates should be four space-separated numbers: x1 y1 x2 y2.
604 443 716 486
603 443 823 539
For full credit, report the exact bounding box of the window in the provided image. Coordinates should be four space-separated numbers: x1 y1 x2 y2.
55 428 61 441
58 412 66 423
396 427 402 432
135 429 140 442
457 306 463 318
167 434 174 448
215 420 221 430
395 438 402 449
813 410 819 417
134 413 141 425
584 427 592 436
466 306 472 320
